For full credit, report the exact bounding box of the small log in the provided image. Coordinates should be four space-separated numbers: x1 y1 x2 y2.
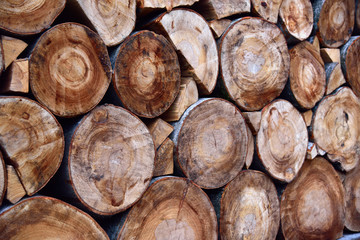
308 35 321 53
0 96 64 196
219 17 289 111
245 125 254 168
340 36 360 97
0 42 3 77
325 62 346 95
313 87 360 172
194 0 251 20
306 142 318 160
313 0 355 48
251 0 282 23
153 138 174 177
172 98 249 189
257 99 308 182
113 30 180 118
0 153 5 206
69 104 155 215
0 196 109 239
5 165 26 204
30 23 112 117
161 77 198 122
67 0 136 46
344 164 360 231
0 59 29 94
147 118 174 149
279 0 313 41
118 177 217 240
220 170 280 240
137 0 199 12
0 0 66 35
288 41 326 109
149 9 219 95
208 19 231 38
301 110 312 127
320 48 341 63
1 36 27 69
242 111 261 135
281 157 345 240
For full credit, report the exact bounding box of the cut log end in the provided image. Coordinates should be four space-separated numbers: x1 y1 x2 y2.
195 0 251 20
242 111 262 135
325 63 346 95
344 165 360 231
220 170 280 240
251 0 282 23
0 59 29 94
69 104 155 215
147 118 174 149
208 19 231 38
342 36 360 97
1 36 27 70
320 48 340 63
257 99 308 182
154 138 174 177
6 165 26 204
0 153 5 206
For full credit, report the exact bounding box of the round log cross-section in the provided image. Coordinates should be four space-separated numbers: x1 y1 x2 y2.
0 0 65 35
257 99 308 182
0 196 109 239
344 165 360 231
0 96 64 196
174 98 249 189
219 17 290 111
341 36 360 97
281 157 345 240
220 170 280 240
118 177 217 240
69 104 155 215
30 23 112 117
113 30 181 118
313 87 360 172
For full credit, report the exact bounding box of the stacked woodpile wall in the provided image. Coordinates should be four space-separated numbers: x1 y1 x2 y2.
0 0 360 239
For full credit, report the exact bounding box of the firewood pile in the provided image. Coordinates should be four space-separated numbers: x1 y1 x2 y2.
0 0 359 239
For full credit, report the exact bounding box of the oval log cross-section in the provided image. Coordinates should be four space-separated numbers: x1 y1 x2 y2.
220 170 280 240
313 87 360 172
344 165 360 231
113 30 181 118
175 98 249 189
314 0 355 48
0 152 5 206
257 99 308 182
30 23 112 117
0 196 108 239
281 157 345 240
0 97 64 196
0 0 65 35
219 17 289 111
341 36 360 97
118 177 217 240
289 41 326 109
69 104 155 215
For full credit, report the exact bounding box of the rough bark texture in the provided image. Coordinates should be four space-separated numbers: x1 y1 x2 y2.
289 41 326 109
251 0 282 23
0 153 5 206
313 87 360 172
195 0 251 20
325 62 346 95
5 164 26 204
0 196 109 239
0 0 66 35
0 58 29 94
257 99 308 182
314 0 355 48
30 23 112 117
220 17 289 111
0 96 64 196
341 36 360 97
344 164 360 231
220 170 280 240
68 0 136 46
1 36 27 69
118 177 217 240
69 104 155 215
174 98 249 189
153 138 174 177
149 9 219 95
281 157 345 240
113 30 180 118
279 0 313 41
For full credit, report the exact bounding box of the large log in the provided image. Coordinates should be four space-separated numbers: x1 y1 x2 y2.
313 0 355 48
194 0 251 20
257 99 308 182
281 157 345 240
67 0 136 46
344 165 360 231
279 0 313 41
219 17 289 111
0 153 5 206
0 96 64 196
312 87 360 172
172 98 249 189
30 23 112 117
251 0 282 23
148 9 219 95
118 177 217 240
113 30 180 118
0 196 109 239
0 0 66 35
220 170 280 240
69 104 155 215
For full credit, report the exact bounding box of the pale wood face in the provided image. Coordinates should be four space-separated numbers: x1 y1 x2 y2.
345 37 360 97
251 0 283 23
0 153 5 206
344 165 360 231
